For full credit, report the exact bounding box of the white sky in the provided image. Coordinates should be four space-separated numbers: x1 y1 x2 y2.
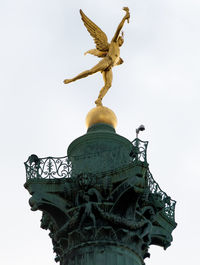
0 0 200 264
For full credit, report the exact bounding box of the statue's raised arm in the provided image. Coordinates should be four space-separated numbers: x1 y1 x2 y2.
111 7 130 43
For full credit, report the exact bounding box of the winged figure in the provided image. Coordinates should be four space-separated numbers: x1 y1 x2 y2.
64 7 130 106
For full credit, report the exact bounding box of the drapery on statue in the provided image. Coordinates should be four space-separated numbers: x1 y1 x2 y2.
64 7 130 106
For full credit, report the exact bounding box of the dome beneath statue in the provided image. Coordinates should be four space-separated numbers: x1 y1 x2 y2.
86 106 117 129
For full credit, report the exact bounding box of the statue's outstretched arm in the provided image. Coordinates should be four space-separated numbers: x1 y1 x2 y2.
111 7 130 42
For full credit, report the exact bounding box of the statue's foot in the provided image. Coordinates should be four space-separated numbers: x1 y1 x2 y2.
95 98 103 106
63 79 72 84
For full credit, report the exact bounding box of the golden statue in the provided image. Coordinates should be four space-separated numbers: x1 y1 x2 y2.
64 7 130 106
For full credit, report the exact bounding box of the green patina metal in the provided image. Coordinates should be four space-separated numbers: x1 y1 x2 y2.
24 123 177 265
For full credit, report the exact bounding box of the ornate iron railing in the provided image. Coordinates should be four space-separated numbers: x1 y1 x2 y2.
146 170 176 221
25 138 146 180
130 138 148 163
25 155 72 180
24 140 175 222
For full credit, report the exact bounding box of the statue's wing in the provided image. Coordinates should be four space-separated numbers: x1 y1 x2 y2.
84 49 107 58
80 9 109 52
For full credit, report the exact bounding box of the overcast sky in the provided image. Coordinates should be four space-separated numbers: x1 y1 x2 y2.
1 0 200 264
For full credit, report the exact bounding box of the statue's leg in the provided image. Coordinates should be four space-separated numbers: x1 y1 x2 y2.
90 213 96 227
79 211 86 228
64 59 110 84
95 69 113 106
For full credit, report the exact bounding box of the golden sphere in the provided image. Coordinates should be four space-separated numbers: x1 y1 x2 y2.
86 106 118 129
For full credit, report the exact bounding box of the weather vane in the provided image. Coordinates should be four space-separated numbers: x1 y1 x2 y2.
64 7 130 106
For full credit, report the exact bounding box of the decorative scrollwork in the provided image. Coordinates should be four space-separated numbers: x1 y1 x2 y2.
146 170 176 222
130 138 148 162
25 154 72 180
